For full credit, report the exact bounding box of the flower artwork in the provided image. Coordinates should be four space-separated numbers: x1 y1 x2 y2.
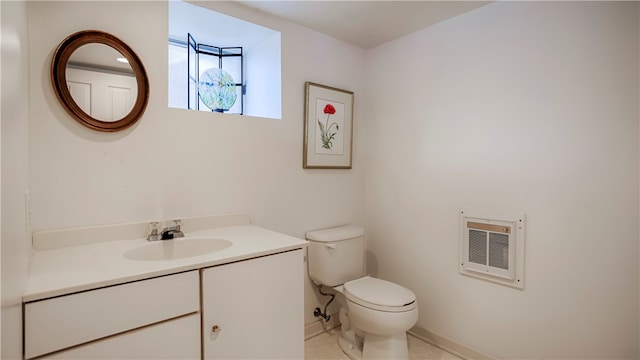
303 82 353 169
315 100 344 154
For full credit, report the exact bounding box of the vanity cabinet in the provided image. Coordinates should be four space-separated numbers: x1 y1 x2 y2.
201 249 304 359
24 271 200 359
24 243 306 359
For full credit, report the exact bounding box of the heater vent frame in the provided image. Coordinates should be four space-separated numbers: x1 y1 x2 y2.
459 208 526 289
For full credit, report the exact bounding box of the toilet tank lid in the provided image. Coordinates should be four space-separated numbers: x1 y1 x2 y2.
306 226 365 242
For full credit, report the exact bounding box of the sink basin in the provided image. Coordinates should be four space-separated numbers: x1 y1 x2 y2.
123 238 232 261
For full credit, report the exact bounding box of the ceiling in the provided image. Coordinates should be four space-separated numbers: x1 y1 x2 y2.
235 1 492 49
68 43 134 75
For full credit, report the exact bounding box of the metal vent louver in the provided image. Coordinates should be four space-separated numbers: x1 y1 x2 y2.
468 230 487 265
489 233 509 270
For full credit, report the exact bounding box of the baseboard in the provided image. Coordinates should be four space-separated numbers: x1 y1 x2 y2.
304 314 341 340
409 326 496 360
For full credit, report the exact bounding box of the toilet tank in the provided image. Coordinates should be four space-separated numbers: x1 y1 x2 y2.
306 226 365 287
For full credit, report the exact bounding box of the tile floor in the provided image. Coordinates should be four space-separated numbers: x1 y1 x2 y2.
305 329 462 360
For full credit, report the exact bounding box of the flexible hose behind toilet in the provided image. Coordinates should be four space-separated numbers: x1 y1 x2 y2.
313 284 335 322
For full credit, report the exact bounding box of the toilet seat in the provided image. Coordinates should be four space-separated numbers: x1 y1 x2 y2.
344 276 416 313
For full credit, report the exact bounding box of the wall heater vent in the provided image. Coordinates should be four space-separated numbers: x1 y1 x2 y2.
459 208 525 289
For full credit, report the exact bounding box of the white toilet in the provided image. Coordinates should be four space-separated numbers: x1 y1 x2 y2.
306 226 418 360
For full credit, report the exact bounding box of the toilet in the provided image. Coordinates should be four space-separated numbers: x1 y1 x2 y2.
306 226 418 360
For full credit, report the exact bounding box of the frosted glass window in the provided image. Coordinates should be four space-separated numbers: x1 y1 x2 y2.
168 43 187 109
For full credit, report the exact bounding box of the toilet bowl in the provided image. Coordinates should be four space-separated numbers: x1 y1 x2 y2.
342 276 418 359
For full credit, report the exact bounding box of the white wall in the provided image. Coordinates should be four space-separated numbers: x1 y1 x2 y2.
22 1 640 357
27 1 365 327
365 2 639 359
1 1 31 358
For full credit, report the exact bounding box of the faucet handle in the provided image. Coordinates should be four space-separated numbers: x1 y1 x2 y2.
149 221 160 234
173 219 182 231
147 221 161 241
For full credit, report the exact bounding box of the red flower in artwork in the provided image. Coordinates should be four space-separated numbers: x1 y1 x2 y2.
318 103 339 150
323 104 336 115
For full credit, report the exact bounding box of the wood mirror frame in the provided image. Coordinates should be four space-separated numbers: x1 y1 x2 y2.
51 30 150 132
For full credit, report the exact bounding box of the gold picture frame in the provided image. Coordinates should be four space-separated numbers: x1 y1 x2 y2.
303 82 354 169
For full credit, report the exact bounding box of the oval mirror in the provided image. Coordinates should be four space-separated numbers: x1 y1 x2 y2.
51 30 149 132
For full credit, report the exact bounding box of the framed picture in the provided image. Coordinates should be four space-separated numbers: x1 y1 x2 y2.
303 82 354 169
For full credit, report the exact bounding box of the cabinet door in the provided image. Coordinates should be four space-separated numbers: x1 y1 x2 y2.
43 314 200 359
201 249 304 359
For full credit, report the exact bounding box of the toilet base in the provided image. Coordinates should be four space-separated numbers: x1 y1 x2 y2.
338 333 363 360
337 330 409 360
361 332 409 359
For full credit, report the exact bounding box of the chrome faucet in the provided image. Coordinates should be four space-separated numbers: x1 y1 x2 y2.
160 219 185 240
147 220 184 241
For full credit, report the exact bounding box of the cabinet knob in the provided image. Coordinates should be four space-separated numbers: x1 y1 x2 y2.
211 325 221 334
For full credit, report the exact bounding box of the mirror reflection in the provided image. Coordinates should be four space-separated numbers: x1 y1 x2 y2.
66 44 138 122
51 30 149 132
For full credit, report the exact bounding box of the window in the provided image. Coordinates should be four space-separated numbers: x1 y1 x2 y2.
168 1 281 119
459 208 526 289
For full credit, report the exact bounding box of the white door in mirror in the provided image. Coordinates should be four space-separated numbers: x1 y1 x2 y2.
67 67 137 121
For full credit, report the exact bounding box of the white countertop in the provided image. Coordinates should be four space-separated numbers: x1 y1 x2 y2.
24 225 308 302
